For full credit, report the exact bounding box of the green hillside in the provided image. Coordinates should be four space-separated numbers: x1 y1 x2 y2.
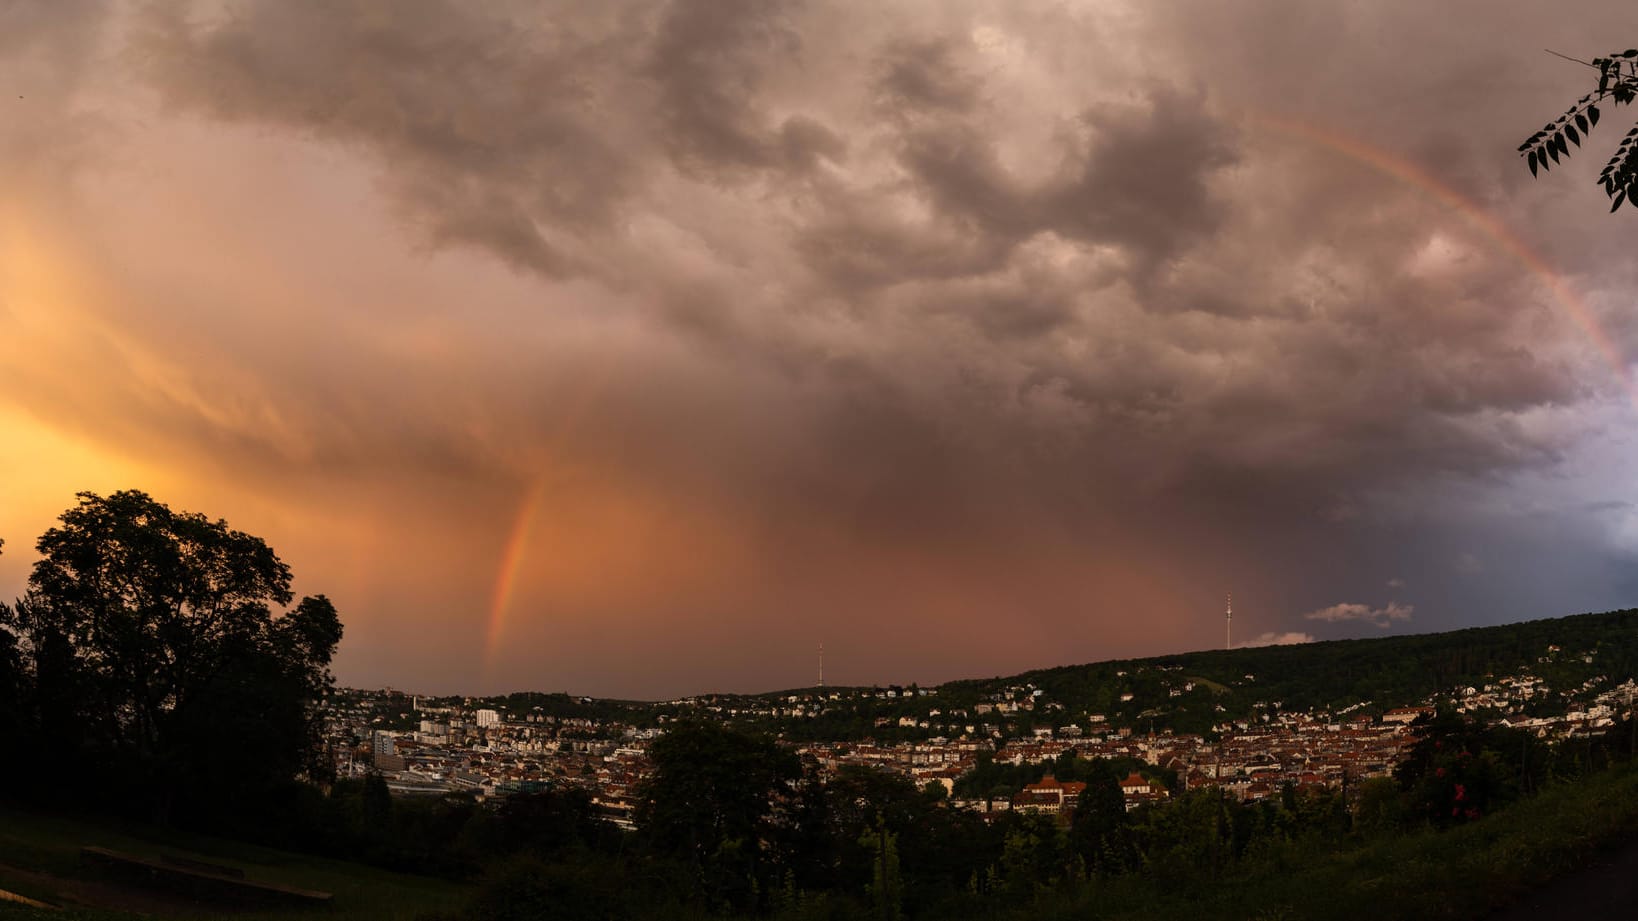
976 607 1638 729
697 608 1638 742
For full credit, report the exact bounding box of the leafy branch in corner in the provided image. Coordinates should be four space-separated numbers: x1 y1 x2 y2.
1518 49 1638 211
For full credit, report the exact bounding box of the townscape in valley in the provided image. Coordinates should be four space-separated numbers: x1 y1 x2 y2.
329 640 1638 826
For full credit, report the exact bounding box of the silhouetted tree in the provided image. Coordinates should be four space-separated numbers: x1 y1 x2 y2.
635 720 800 913
1519 48 1638 209
491 787 616 857
0 539 26 788
0 490 342 822
1069 758 1133 875
859 818 903 921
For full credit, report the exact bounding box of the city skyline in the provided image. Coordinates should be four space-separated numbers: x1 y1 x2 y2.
4 1 1638 699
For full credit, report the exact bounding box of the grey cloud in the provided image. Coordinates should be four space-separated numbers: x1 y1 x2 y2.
794 197 1017 290
1043 90 1239 267
876 89 1240 286
127 0 1603 513
926 278 1079 341
875 36 986 116
142 0 651 275
777 115 848 170
647 0 801 174
403 177 580 277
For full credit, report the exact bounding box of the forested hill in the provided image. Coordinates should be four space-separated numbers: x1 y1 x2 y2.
391 608 1638 742
930 607 1638 733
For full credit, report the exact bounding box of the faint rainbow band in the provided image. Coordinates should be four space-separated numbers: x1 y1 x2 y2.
482 355 615 673
1257 113 1634 409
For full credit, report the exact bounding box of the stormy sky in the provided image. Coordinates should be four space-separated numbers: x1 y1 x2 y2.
3 1 1638 698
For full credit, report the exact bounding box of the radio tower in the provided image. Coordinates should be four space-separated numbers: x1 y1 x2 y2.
818 643 825 688
1225 593 1233 650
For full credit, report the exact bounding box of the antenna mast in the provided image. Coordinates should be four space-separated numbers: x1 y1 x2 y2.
818 642 825 688
1226 593 1232 651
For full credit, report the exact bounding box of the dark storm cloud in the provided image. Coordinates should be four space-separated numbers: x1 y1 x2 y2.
876 36 986 115
119 0 1638 512
142 0 651 276
1042 90 1240 266
858 75 1237 285
6 0 1635 694
647 0 801 173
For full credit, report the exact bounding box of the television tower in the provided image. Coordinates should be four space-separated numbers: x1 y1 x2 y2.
1225 593 1232 651
818 643 825 688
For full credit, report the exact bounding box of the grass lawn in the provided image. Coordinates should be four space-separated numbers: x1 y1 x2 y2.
0 804 469 921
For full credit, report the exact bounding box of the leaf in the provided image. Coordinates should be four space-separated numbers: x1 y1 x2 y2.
1529 150 1539 176
1576 113 1589 133
1548 142 1561 164
1611 189 1626 212
1567 125 1580 146
1589 105 1601 126
1623 49 1638 57
1556 133 1570 157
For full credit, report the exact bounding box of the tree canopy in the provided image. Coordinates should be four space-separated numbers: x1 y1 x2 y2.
0 490 342 821
1519 48 1638 210
635 720 801 912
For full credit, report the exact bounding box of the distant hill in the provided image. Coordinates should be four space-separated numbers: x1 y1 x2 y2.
722 607 1638 741
412 608 1638 742
933 607 1638 734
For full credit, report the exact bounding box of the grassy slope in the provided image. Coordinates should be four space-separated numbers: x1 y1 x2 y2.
0 805 467 921
1010 763 1638 921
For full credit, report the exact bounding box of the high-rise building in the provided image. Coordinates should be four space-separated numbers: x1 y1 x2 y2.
476 709 500 728
372 729 396 758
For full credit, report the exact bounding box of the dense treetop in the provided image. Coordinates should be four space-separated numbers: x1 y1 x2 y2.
0 490 342 821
